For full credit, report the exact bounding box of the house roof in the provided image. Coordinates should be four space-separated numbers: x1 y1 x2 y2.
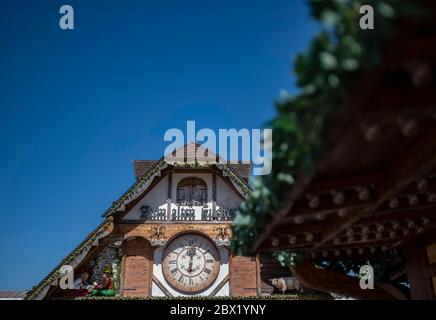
132 143 252 181
103 143 252 217
28 144 252 299
104 156 251 218
228 163 252 180
26 217 113 300
132 160 252 181
132 160 158 179
0 291 28 300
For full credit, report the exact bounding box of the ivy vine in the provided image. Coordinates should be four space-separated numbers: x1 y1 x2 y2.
231 0 426 267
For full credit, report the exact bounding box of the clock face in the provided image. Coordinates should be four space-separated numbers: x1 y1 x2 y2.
162 233 220 293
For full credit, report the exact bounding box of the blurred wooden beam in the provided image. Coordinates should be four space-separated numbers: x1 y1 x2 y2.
316 127 436 248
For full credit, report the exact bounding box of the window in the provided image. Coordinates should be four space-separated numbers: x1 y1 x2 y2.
176 178 207 205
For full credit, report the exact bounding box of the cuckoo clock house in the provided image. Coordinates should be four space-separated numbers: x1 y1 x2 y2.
26 144 264 299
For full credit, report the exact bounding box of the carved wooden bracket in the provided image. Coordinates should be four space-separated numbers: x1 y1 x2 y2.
150 226 167 246
215 226 230 247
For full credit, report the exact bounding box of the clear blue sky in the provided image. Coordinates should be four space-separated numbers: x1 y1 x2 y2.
0 0 317 290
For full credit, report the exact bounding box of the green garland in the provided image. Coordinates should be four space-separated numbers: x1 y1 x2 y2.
103 159 167 216
171 160 251 195
217 163 252 196
28 158 250 299
26 217 113 300
75 293 333 300
231 0 426 261
104 159 251 217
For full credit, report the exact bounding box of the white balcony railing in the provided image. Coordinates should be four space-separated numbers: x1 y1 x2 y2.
139 203 237 221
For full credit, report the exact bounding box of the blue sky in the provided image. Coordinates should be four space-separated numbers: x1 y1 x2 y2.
0 0 318 290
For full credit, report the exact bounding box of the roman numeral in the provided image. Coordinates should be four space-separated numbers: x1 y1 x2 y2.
178 275 184 283
189 278 194 285
206 259 213 264
170 268 178 275
169 260 176 264
204 268 211 275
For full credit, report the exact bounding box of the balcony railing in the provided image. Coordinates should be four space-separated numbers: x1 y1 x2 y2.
139 204 237 221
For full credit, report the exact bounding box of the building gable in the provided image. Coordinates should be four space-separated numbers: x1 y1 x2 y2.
27 144 252 300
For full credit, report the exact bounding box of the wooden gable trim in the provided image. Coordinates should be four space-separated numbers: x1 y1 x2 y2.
114 167 171 221
115 164 248 222
216 173 246 201
316 126 436 248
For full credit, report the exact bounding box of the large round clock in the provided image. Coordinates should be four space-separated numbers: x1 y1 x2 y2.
162 233 220 293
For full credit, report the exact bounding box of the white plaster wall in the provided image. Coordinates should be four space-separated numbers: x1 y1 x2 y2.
151 282 166 297
215 282 229 297
216 176 243 209
152 245 229 297
120 171 240 297
123 175 168 220
122 173 243 221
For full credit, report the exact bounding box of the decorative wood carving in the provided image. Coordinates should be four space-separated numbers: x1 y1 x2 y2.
215 226 230 247
150 225 166 246
291 259 406 300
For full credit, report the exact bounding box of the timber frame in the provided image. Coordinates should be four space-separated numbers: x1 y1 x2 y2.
253 0 436 299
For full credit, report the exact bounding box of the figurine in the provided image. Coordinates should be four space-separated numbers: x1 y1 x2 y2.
89 266 116 297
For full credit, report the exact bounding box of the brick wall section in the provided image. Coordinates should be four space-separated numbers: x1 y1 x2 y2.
229 255 260 297
122 238 153 297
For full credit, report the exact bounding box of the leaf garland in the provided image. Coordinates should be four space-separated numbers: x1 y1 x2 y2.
230 0 425 263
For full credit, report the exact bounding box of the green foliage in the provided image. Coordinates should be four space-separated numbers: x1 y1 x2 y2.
75 293 332 300
26 217 113 300
231 0 423 264
105 159 251 218
103 159 167 216
273 251 305 268
113 256 122 292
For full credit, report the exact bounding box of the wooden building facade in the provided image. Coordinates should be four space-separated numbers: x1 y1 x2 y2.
26 144 265 299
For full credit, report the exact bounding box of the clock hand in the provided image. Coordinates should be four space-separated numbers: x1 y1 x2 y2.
188 256 193 273
187 245 196 273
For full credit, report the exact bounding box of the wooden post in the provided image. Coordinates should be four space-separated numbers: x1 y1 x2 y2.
122 238 153 297
120 241 126 296
229 255 259 297
167 172 172 220
212 173 217 217
404 237 436 299
291 258 406 299
256 254 261 297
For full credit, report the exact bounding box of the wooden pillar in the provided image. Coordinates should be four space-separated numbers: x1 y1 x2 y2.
229 255 260 297
404 235 436 300
212 173 217 216
167 172 172 220
122 238 153 297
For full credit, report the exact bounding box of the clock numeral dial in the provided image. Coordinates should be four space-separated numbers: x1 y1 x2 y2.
162 234 220 293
